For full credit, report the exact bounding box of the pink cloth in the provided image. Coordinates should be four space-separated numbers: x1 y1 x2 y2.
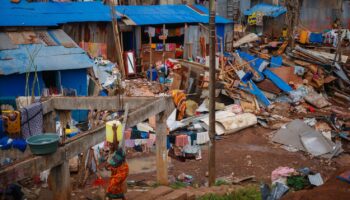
125 139 135 148
271 167 295 182
147 134 156 147
175 135 189 147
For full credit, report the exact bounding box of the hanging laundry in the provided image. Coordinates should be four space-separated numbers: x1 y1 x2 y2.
248 12 257 25
147 134 156 148
124 128 132 140
299 30 309 44
175 134 189 147
155 27 162 35
125 139 135 148
147 27 155 37
309 33 323 44
183 144 200 155
155 43 164 51
255 11 264 26
172 90 187 120
20 102 43 139
196 132 210 145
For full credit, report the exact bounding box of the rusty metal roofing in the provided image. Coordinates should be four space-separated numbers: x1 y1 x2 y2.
0 29 93 75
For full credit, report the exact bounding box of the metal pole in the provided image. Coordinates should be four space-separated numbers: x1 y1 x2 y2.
208 0 216 187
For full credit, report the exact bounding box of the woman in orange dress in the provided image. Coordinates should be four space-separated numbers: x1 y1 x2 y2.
105 139 129 200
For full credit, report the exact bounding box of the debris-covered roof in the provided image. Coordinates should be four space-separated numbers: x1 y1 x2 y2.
244 3 287 18
115 4 233 25
0 29 93 75
0 0 117 26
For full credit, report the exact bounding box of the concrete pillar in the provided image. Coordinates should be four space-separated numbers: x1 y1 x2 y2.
49 160 71 200
156 112 168 185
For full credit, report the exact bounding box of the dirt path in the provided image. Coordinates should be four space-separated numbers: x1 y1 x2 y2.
129 126 338 185
68 126 349 199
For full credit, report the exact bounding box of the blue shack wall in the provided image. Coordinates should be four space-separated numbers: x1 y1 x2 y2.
0 69 88 122
60 68 88 122
216 24 225 51
0 72 45 99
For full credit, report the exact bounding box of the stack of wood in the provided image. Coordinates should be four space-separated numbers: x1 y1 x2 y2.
221 53 260 113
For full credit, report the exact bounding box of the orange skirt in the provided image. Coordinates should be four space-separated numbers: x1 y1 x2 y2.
107 162 129 195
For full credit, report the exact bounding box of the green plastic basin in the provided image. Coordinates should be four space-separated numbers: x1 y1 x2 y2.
26 134 60 155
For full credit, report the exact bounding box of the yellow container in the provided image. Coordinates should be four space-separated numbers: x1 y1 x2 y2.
151 43 156 49
105 120 123 143
299 30 309 44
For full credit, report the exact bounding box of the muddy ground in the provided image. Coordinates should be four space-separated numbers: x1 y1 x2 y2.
129 126 338 184
65 126 350 199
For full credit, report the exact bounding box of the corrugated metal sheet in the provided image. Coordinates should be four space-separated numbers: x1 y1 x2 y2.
0 29 93 75
244 3 286 18
0 0 117 27
0 1 231 27
7 31 41 45
0 33 18 50
49 29 77 48
116 4 232 25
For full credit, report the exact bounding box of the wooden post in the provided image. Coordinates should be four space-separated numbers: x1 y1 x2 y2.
49 160 71 200
184 23 188 59
208 0 216 187
162 24 167 81
58 110 71 144
149 34 153 81
155 112 168 185
43 111 56 133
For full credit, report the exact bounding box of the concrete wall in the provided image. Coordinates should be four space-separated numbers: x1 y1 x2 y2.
299 0 350 32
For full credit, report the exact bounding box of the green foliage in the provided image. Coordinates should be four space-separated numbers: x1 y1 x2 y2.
197 186 262 200
214 180 230 186
287 175 309 191
169 181 188 189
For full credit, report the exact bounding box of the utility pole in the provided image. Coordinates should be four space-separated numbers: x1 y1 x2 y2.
285 0 300 49
208 0 216 187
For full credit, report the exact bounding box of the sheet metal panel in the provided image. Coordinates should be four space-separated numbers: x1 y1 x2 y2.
0 33 18 50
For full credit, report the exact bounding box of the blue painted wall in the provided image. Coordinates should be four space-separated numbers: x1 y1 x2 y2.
0 72 45 98
216 24 225 51
0 69 88 122
60 68 88 122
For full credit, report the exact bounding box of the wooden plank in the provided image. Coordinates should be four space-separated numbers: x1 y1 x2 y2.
51 96 156 111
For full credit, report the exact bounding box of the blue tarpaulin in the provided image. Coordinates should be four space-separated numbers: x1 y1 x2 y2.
237 51 293 93
244 3 287 18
